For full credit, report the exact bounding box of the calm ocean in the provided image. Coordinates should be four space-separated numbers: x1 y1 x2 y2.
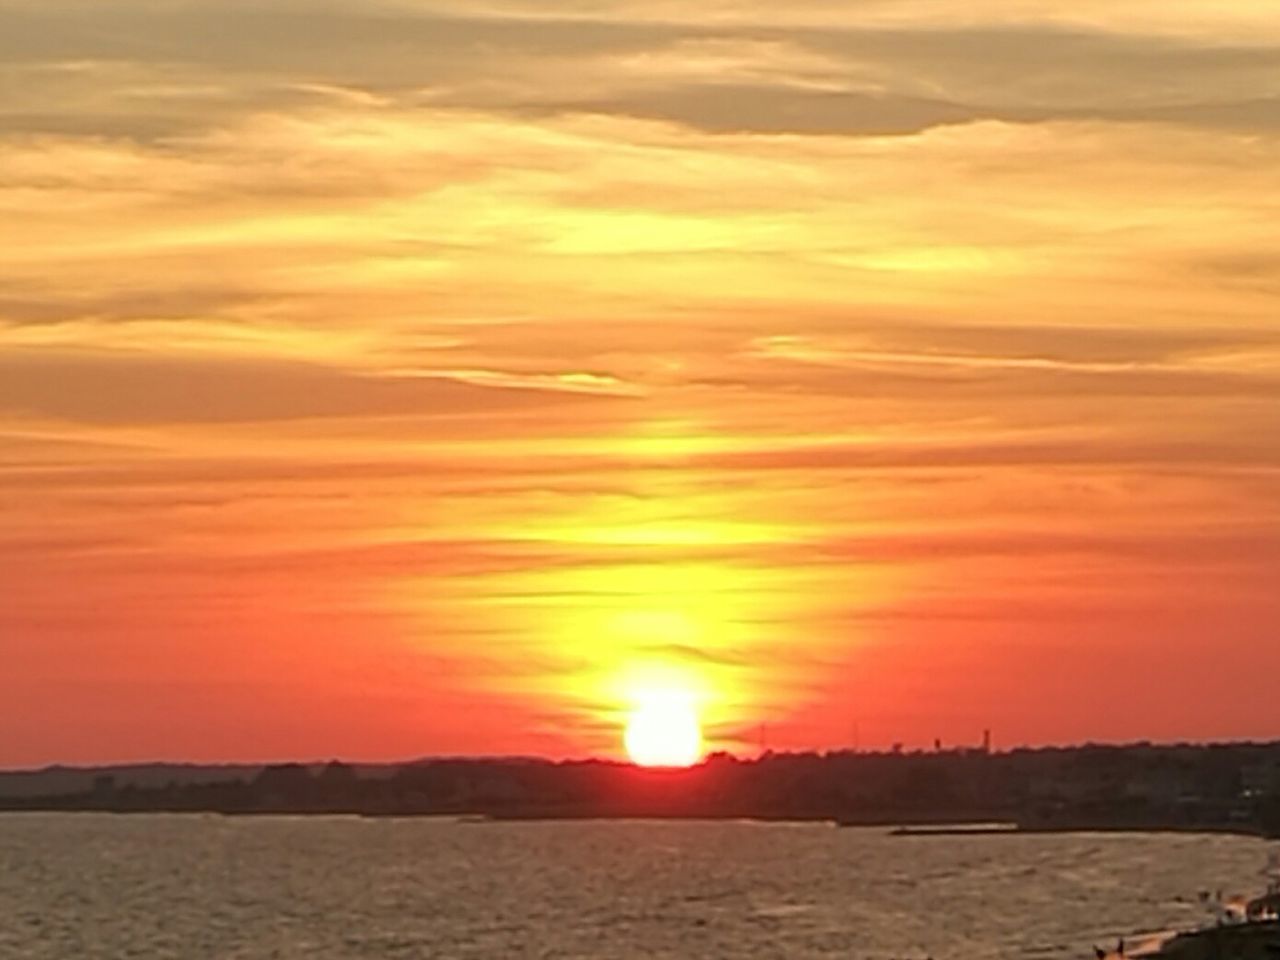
0 814 1270 959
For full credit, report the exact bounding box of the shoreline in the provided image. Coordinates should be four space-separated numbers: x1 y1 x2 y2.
887 823 1268 839
0 807 1271 840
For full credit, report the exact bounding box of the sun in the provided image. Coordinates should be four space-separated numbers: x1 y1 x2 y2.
624 691 703 768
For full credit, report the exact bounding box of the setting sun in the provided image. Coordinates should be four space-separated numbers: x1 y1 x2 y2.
624 692 704 768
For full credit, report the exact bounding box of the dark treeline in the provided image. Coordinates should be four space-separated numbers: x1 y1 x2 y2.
4 742 1280 837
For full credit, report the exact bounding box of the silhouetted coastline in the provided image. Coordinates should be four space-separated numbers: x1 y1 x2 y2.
4 741 1279 839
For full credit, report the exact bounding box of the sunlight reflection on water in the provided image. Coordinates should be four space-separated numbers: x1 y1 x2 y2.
0 814 1269 959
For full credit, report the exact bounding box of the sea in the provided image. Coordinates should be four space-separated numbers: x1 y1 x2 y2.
0 814 1272 959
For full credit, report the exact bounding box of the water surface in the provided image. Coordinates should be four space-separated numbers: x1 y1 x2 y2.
0 814 1271 959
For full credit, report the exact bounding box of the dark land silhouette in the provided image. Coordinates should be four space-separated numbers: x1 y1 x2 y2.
3 741 1279 837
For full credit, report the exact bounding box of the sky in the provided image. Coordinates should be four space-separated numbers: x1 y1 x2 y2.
2 0 1279 768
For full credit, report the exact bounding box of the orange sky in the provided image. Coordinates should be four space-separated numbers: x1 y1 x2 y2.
2 0 1280 767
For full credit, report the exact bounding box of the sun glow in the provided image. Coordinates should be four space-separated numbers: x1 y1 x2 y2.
624 690 704 768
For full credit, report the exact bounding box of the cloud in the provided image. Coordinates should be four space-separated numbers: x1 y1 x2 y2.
0 350 633 424
0 287 266 326
549 86 1280 138
636 642 751 667
682 438 1280 474
736 321 1280 402
4 4 1280 140
551 86 978 137
383 367 644 396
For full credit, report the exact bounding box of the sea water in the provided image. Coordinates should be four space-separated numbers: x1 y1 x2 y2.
0 814 1270 959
